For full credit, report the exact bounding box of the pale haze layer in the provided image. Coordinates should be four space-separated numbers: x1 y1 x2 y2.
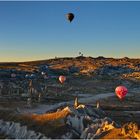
0 1 140 62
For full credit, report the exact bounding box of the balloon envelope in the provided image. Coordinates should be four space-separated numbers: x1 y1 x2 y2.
115 86 128 100
11 73 16 78
59 75 66 84
66 13 74 22
41 72 45 75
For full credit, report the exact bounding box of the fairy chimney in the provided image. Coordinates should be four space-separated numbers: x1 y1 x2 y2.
74 97 78 108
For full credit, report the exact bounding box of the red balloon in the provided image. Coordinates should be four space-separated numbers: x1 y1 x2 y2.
59 75 66 84
115 86 128 100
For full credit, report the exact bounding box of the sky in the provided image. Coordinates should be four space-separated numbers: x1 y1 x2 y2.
0 1 140 62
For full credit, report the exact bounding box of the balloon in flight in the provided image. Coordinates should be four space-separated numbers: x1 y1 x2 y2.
115 86 128 100
66 13 74 22
59 75 66 84
11 73 16 78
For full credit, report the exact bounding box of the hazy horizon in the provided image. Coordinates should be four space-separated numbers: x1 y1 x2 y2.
0 55 139 63
0 1 140 62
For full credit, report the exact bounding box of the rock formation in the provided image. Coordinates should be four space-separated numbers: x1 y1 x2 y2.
0 119 47 139
121 122 140 139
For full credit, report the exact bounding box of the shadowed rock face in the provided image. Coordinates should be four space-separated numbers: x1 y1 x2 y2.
0 120 47 139
44 100 139 139
68 66 80 74
95 65 135 76
0 102 139 139
64 104 119 139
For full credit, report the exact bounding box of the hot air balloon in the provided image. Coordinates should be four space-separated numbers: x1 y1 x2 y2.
59 75 66 84
11 73 16 78
66 13 74 22
41 72 45 75
115 86 128 100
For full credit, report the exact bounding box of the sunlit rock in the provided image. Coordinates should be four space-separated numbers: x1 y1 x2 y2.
121 122 140 139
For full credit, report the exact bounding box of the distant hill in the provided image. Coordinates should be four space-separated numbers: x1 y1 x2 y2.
0 56 140 79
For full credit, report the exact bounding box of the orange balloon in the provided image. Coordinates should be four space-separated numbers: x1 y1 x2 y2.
59 75 66 84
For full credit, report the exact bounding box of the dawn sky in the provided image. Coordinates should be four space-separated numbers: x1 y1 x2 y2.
0 1 140 62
